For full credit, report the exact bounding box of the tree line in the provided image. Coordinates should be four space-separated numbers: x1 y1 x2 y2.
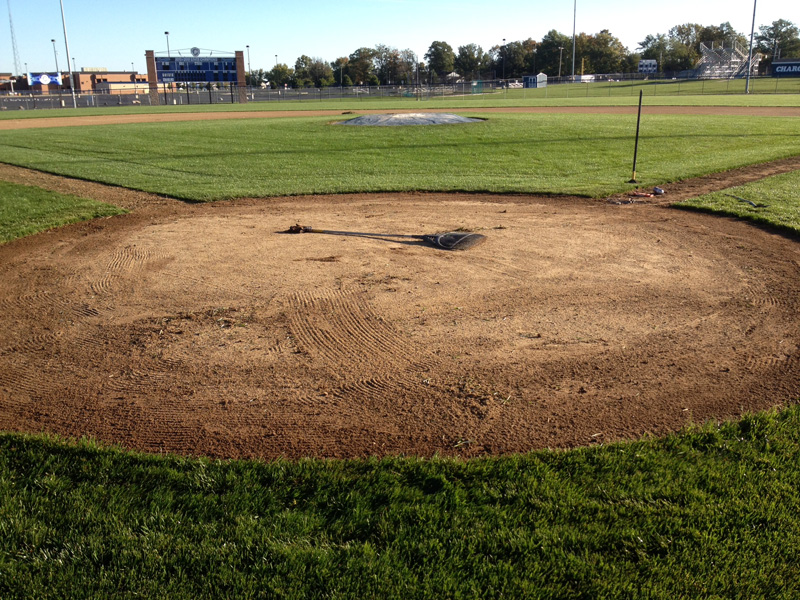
247 18 799 88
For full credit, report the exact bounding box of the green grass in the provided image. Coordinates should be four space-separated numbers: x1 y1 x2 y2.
0 79 798 122
505 76 800 100
1 113 798 200
1 100 800 598
678 170 800 236
2 408 799 599
0 180 124 243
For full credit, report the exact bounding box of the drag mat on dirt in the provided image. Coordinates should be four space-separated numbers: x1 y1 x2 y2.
1 192 799 459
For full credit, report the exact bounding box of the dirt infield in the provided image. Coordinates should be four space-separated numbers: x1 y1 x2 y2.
1 173 800 459
1 105 800 459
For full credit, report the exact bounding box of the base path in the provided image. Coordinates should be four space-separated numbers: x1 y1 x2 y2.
1 179 799 459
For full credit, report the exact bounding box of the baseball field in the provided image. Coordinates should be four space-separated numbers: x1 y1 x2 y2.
1 94 800 597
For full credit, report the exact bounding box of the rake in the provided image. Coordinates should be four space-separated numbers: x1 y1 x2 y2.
286 224 486 251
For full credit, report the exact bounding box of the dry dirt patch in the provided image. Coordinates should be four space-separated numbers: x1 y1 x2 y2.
1 190 799 459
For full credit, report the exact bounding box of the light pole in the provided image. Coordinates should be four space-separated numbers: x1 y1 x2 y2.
58 0 77 108
558 46 564 78
165 31 170 57
132 62 136 94
502 38 506 83
51 39 59 73
572 0 577 79
275 54 277 66
533 48 537 74
51 39 62 101
746 0 757 93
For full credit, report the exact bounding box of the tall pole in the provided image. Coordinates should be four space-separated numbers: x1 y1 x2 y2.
165 31 170 57
746 0 757 94
51 38 62 103
246 45 251 89
502 38 506 81
51 39 59 73
571 0 577 79
59 0 77 108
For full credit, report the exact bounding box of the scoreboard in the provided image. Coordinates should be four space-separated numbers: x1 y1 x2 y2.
145 47 246 104
156 47 238 84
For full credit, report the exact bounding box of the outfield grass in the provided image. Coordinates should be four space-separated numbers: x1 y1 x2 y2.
0 181 124 244
0 80 798 122
678 170 800 236
2 408 799 599
1 113 798 200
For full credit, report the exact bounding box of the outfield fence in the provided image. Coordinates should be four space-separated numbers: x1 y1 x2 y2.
1 75 797 111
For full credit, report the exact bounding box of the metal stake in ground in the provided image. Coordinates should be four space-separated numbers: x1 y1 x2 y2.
629 90 643 184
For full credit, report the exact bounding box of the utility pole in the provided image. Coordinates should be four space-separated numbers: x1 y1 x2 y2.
572 0 577 79
746 0 757 93
51 39 63 104
7 0 22 75
59 0 77 108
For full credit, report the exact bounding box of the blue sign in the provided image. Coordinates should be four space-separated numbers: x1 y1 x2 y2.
773 61 800 78
28 72 62 85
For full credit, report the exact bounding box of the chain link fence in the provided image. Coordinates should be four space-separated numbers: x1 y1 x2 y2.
1 75 797 112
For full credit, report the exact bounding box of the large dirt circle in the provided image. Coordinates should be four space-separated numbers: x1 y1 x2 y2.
1 192 799 459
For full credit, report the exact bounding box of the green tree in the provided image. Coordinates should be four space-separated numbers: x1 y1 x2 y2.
637 33 669 68
268 63 294 89
665 24 704 70
537 30 572 77
425 41 455 81
698 22 747 49
454 44 490 80
293 55 314 87
491 40 528 79
307 58 334 87
756 19 800 61
398 49 418 84
348 47 377 85
245 68 269 87
374 45 404 85
669 23 704 49
585 29 629 73
331 57 349 86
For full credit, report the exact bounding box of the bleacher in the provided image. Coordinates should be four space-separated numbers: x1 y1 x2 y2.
696 41 761 79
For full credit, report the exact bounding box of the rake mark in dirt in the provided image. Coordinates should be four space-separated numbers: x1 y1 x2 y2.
1 181 799 459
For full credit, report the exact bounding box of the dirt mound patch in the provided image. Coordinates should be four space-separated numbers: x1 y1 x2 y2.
336 112 483 126
1 191 799 460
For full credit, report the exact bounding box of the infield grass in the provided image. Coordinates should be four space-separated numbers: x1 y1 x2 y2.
1 113 798 201
2 97 800 598
2 408 799 599
0 181 124 244
678 170 800 236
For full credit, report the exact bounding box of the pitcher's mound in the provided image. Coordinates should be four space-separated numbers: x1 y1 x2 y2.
336 113 483 126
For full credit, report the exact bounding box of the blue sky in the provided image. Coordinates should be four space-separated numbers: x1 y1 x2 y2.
2 0 793 75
